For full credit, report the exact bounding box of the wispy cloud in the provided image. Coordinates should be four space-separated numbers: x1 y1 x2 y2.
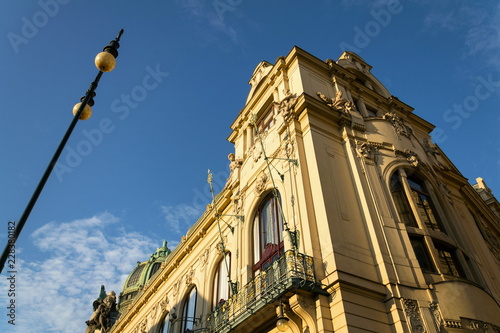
423 2 500 72
174 0 246 46
0 213 157 333
160 204 203 235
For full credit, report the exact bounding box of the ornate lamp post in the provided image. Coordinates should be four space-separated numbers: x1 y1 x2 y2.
0 29 124 273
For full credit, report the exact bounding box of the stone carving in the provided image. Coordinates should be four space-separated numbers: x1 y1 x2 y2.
403 298 427 333
422 138 439 156
232 190 243 215
429 302 444 332
465 318 489 332
398 149 420 167
200 248 210 268
384 112 412 138
317 90 353 115
251 142 263 163
139 318 148 333
357 142 376 160
185 267 195 285
172 280 180 297
275 89 297 119
85 291 117 333
255 173 269 194
226 153 242 186
216 236 229 254
159 294 169 312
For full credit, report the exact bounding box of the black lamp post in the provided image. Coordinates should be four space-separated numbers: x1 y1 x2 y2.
0 29 125 274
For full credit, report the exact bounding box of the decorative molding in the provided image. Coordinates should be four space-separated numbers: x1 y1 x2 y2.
384 112 412 138
402 298 427 333
356 142 376 160
422 138 439 157
172 280 180 298
251 141 262 163
429 302 444 332
317 90 356 115
255 172 269 195
226 152 242 186
275 89 297 120
395 149 420 167
185 266 194 285
200 248 210 269
159 294 169 313
232 189 243 215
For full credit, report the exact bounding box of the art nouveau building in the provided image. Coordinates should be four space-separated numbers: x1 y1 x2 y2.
96 47 500 333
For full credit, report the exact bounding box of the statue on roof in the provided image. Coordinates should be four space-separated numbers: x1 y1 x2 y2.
85 289 118 333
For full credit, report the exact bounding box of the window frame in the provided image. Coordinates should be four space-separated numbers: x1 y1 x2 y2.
213 252 231 309
180 286 198 333
390 169 468 280
252 192 284 274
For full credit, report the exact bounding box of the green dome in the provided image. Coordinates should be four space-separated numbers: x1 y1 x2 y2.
118 241 171 314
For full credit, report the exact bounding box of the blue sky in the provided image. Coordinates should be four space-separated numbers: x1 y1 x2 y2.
0 0 499 332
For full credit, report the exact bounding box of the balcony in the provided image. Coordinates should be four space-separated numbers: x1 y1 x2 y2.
207 250 323 333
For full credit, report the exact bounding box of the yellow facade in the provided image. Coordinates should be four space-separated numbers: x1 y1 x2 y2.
101 47 500 333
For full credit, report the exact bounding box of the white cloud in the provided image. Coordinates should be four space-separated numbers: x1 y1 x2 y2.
161 204 202 235
422 2 500 71
0 213 158 333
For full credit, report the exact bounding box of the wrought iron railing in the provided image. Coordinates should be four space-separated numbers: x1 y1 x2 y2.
207 250 316 332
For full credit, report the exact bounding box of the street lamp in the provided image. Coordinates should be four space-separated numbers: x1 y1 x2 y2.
0 29 125 274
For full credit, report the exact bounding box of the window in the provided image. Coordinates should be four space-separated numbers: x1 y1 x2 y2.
407 177 445 232
390 173 418 227
390 171 445 233
213 252 231 308
253 192 284 273
149 262 161 280
434 243 465 278
366 105 378 117
409 237 435 273
181 287 197 332
126 264 145 288
390 169 468 279
257 104 275 134
159 313 171 333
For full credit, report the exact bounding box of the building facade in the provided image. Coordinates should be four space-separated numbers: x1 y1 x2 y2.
91 47 500 333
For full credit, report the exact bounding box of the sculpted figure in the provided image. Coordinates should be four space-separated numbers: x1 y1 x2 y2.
332 90 348 110
85 291 117 333
276 89 297 118
317 90 352 114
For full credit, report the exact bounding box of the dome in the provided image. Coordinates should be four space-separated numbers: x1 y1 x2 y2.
118 241 171 314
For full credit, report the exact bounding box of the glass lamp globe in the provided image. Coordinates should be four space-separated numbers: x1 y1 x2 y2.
73 102 92 120
95 51 116 72
276 317 289 332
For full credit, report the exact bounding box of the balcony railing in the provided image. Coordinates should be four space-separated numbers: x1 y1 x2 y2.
207 250 317 332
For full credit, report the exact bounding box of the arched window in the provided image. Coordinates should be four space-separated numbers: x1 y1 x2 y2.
158 313 170 333
181 287 197 332
390 171 445 232
390 170 466 278
213 252 231 308
253 192 284 273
